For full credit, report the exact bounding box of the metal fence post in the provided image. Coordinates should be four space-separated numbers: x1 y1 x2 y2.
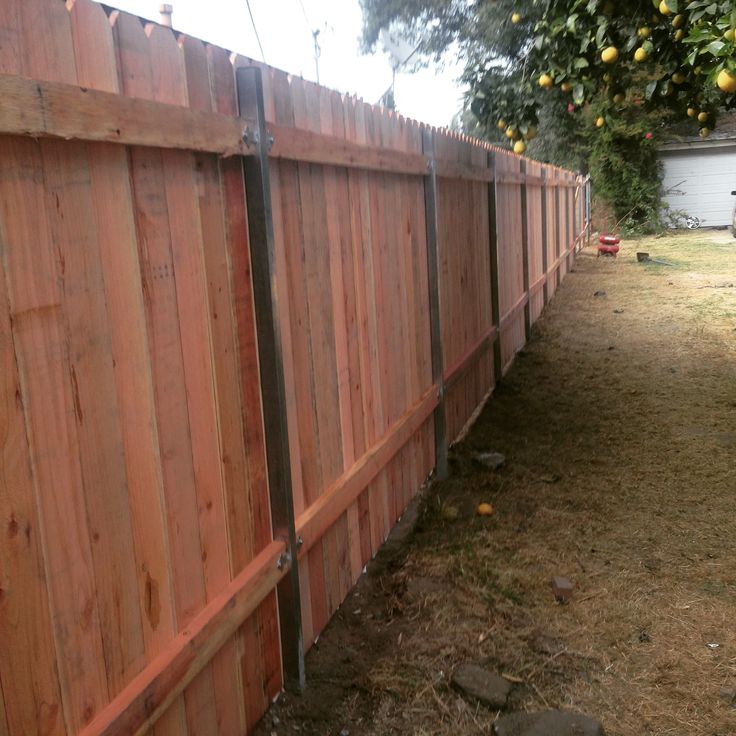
540 168 549 305
487 151 503 382
565 179 573 270
554 172 561 290
235 66 305 691
421 128 448 481
519 159 531 342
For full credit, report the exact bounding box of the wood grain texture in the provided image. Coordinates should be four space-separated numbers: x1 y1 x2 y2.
0 3 581 731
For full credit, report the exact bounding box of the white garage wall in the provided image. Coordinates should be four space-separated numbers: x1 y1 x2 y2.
661 144 736 227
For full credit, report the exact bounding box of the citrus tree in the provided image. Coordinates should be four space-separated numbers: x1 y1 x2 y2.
470 0 736 153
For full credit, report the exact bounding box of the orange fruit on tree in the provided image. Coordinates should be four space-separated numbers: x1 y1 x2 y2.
672 14 685 29
539 73 554 89
698 111 709 123
637 27 651 38
601 46 619 63
561 81 573 92
717 69 736 93
511 12 522 23
634 47 648 62
513 140 527 155
687 107 697 117
659 0 672 16
497 119 507 130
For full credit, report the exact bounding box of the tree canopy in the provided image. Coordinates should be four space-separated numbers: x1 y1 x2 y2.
361 0 736 154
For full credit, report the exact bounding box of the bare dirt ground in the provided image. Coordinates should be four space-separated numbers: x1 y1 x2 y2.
256 230 736 736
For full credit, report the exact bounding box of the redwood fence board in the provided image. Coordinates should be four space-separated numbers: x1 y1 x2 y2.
0 1 590 734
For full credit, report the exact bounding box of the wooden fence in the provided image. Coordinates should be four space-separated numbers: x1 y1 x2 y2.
0 1 590 734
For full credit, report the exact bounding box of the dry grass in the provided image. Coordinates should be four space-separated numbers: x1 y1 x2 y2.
257 230 736 736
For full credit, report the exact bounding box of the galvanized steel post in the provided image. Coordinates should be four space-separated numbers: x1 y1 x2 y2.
421 128 448 481
236 65 305 691
487 151 503 382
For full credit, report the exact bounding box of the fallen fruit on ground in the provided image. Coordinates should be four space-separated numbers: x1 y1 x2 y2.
477 502 494 516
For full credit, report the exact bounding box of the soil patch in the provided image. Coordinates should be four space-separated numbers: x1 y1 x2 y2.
255 231 736 736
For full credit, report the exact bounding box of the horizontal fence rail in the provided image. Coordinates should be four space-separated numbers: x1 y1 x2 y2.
0 1 591 735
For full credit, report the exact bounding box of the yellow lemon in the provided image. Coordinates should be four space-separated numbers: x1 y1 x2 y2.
717 69 736 93
698 111 709 123
659 0 672 16
477 502 494 516
687 107 697 117
725 29 736 42
638 27 651 38
497 119 507 130
595 116 605 128
672 14 685 29
671 72 686 84
513 140 527 155
505 126 516 139
561 81 573 92
539 73 554 89
511 12 522 23
601 46 619 63
699 127 710 138
674 29 685 41
634 47 648 62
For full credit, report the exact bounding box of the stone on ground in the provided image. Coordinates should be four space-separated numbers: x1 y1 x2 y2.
474 451 506 470
451 663 512 709
494 710 605 736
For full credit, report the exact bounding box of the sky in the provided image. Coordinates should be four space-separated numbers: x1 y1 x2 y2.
109 0 466 128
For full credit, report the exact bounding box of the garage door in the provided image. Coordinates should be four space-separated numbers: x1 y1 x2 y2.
661 146 736 227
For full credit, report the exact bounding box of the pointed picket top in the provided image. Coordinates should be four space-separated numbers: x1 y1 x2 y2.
206 42 237 116
179 34 211 112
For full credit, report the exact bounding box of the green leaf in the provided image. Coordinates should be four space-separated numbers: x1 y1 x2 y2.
574 56 590 68
706 39 726 54
645 79 658 99
573 83 585 103
667 0 679 11
595 21 608 46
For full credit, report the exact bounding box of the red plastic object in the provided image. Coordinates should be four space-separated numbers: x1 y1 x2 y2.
597 244 620 257
599 234 620 245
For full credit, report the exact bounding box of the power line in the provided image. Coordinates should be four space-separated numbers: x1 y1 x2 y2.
296 0 311 30
245 0 266 62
